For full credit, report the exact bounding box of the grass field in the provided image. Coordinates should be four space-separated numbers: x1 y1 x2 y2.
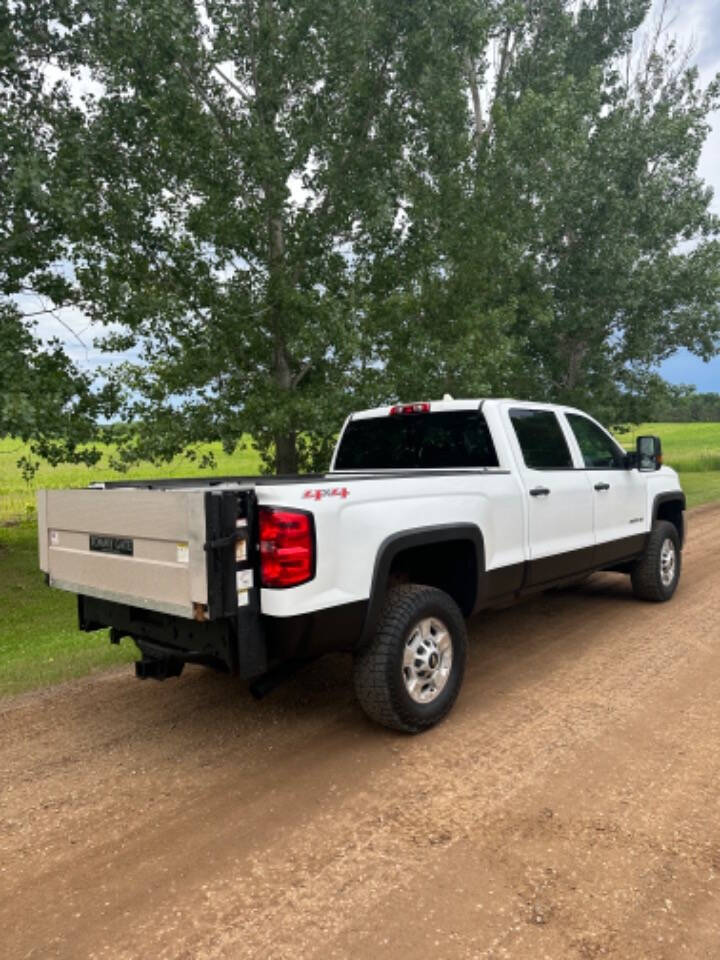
1 423 718 697
0 436 262 521
0 521 135 695
614 422 720 472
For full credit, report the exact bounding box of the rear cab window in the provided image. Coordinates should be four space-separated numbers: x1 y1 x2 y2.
509 408 573 469
334 410 499 470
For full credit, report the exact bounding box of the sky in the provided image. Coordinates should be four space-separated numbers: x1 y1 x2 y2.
26 0 720 394
651 0 720 391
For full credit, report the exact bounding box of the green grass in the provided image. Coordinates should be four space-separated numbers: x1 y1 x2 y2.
0 520 136 696
610 423 720 506
0 437 262 522
675 471 720 509
613 422 720 473
0 425 718 698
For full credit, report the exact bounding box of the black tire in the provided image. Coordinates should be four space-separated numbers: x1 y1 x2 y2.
631 520 681 602
353 584 467 733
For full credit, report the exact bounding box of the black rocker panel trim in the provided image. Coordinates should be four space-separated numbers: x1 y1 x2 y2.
483 563 525 600
524 546 596 588
594 533 649 567
525 534 648 588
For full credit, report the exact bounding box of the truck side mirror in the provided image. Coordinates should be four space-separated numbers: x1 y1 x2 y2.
636 435 662 472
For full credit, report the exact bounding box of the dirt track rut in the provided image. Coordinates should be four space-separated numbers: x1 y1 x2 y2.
2 504 720 959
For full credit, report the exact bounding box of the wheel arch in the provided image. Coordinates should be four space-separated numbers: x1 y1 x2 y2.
357 524 484 650
652 491 686 547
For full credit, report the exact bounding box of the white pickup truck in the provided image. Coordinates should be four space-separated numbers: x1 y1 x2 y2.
38 399 685 731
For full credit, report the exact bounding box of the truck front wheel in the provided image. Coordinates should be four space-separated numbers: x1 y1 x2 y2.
631 519 681 602
353 584 468 733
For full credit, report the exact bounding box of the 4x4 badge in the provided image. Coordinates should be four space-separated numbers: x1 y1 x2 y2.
303 487 350 501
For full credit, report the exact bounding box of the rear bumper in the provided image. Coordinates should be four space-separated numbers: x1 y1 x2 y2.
78 594 368 678
79 594 268 678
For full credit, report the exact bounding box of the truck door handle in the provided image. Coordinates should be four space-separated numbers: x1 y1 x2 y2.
530 486 551 497
594 482 610 491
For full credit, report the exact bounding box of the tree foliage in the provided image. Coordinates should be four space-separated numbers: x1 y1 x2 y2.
36 0 489 472
3 0 720 473
646 382 720 422
0 1 114 474
483 0 720 423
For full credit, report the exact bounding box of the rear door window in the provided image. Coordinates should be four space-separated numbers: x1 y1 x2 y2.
334 411 499 470
509 408 573 469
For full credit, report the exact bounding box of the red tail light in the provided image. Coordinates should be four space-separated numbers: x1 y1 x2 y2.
389 402 431 415
259 507 315 588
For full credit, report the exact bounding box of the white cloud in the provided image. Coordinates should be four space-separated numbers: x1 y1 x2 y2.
649 0 720 211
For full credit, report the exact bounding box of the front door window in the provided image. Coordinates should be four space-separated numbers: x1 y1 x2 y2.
566 414 625 469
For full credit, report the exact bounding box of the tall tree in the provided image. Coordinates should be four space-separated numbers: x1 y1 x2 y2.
44 0 485 472
461 0 720 422
10 0 720 475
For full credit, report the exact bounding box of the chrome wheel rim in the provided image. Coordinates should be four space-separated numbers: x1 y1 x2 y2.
402 617 453 704
660 538 676 587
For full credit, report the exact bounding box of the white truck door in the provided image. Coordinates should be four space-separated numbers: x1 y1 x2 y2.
506 406 595 585
563 411 647 552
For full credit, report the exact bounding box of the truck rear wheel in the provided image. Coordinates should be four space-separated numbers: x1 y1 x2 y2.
353 584 467 733
631 520 681 602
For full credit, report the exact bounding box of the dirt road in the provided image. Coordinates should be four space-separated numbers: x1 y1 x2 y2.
2 504 720 960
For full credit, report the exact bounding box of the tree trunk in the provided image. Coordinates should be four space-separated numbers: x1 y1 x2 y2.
467 54 484 144
272 335 299 474
274 427 299 474
268 211 299 474
564 340 587 391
